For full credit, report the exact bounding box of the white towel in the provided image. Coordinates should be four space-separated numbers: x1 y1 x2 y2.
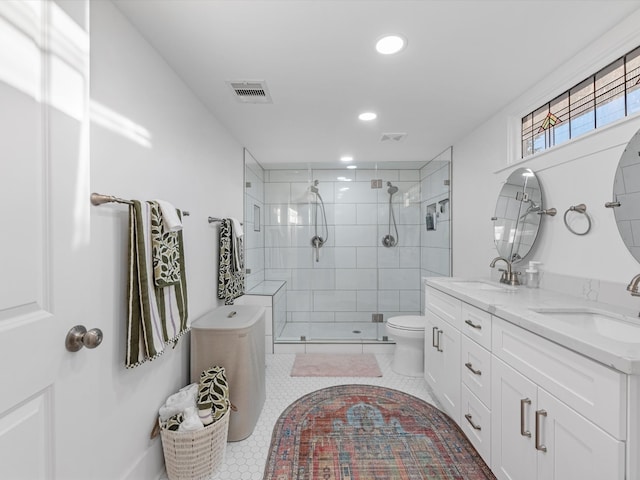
230 217 243 238
155 199 183 232
178 407 205 432
158 383 198 421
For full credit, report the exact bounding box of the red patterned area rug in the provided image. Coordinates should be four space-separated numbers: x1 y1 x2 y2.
263 385 496 480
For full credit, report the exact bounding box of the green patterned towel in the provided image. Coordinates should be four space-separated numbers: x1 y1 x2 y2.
150 201 181 287
126 200 189 368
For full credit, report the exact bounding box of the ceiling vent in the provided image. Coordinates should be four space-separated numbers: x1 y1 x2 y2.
227 80 272 104
380 132 407 142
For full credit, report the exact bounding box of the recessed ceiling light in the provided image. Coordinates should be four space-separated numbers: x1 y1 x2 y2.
346 165 357 169
358 112 377 121
376 35 406 55
340 155 354 162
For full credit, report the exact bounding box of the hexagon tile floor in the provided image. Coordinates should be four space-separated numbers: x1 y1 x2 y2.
160 353 436 480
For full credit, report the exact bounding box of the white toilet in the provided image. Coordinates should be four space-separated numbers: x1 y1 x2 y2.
386 315 426 377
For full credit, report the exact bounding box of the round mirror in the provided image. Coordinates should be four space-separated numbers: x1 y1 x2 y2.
493 168 544 263
613 128 640 263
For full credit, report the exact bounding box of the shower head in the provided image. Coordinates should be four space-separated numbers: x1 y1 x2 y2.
310 180 319 194
387 181 399 195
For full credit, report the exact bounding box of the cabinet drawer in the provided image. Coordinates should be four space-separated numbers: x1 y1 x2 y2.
492 316 627 440
425 287 461 328
461 335 491 407
460 303 492 350
460 384 491 465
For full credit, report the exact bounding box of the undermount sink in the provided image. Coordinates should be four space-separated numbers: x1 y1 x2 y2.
450 281 515 292
530 308 640 343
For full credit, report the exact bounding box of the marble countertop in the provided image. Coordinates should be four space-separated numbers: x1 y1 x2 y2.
425 276 640 374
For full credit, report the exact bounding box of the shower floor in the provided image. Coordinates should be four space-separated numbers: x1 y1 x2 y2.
277 321 388 342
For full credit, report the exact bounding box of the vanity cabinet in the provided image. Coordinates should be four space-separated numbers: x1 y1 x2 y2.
492 356 624 480
425 282 630 480
425 287 461 423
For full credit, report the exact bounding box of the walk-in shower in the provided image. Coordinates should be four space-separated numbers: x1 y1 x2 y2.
310 180 329 262
242 149 453 346
382 181 400 248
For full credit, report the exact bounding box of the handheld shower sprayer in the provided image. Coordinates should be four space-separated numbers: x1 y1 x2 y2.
310 180 328 261
382 182 399 247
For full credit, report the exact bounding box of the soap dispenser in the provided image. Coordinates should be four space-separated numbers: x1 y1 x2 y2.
525 261 542 288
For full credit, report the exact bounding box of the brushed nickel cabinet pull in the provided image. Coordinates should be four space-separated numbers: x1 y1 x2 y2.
436 329 443 352
520 398 531 437
464 413 482 430
464 319 482 329
465 362 482 375
535 409 547 452
432 326 439 349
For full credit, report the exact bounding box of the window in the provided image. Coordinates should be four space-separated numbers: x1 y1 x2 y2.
521 46 640 158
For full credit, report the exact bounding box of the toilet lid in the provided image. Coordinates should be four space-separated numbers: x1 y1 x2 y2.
387 315 425 331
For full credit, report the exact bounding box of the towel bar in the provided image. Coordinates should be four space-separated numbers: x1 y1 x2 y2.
208 217 242 225
91 192 190 216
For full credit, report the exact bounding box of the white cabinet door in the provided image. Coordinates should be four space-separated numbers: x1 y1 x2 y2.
491 357 537 480
438 319 461 423
537 388 625 480
424 310 460 423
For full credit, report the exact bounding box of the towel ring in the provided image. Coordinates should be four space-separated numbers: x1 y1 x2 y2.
563 204 591 236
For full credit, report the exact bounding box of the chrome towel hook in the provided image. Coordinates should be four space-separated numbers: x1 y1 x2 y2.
563 203 591 235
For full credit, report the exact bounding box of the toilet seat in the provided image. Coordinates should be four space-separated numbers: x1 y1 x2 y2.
387 315 425 332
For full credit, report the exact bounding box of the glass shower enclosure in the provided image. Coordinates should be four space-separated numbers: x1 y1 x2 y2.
243 149 452 345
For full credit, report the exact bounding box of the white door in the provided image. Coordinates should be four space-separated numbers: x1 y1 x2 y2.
0 1 91 478
491 356 537 480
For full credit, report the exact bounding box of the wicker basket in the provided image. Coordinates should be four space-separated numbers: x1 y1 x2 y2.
160 408 230 480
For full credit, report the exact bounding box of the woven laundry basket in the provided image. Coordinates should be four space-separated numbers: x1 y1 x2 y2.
160 408 230 480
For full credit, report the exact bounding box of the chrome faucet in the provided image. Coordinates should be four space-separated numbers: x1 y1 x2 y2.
490 256 520 286
627 273 640 296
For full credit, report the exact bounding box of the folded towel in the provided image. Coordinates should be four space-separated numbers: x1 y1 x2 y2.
217 219 244 305
155 199 183 232
159 383 198 421
126 200 189 368
230 217 243 238
197 366 230 426
178 407 205 432
150 202 181 287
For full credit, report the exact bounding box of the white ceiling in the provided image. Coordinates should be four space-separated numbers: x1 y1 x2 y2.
113 0 640 170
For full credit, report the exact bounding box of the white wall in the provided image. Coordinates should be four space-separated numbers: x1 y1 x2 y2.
453 8 640 298
90 2 243 478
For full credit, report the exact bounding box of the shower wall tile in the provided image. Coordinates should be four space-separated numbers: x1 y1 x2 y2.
287 290 311 311
265 183 291 203
334 225 377 246
356 291 377 311
356 247 377 268
264 226 291 247
334 182 377 204
335 268 377 290
356 204 378 224
379 268 421 290
314 290 357 311
311 247 357 268
335 312 375 322
399 204 421 224
333 203 356 224
399 170 420 181
313 169 355 182
292 225 333 247
378 247 400 268
266 247 312 269
399 246 421 268
378 290 400 311
292 268 335 290
291 182 313 204
264 268 291 284
290 311 335 323
400 290 421 312
268 169 310 182
355 169 394 182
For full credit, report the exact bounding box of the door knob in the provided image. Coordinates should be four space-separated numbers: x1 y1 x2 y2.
65 325 103 352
